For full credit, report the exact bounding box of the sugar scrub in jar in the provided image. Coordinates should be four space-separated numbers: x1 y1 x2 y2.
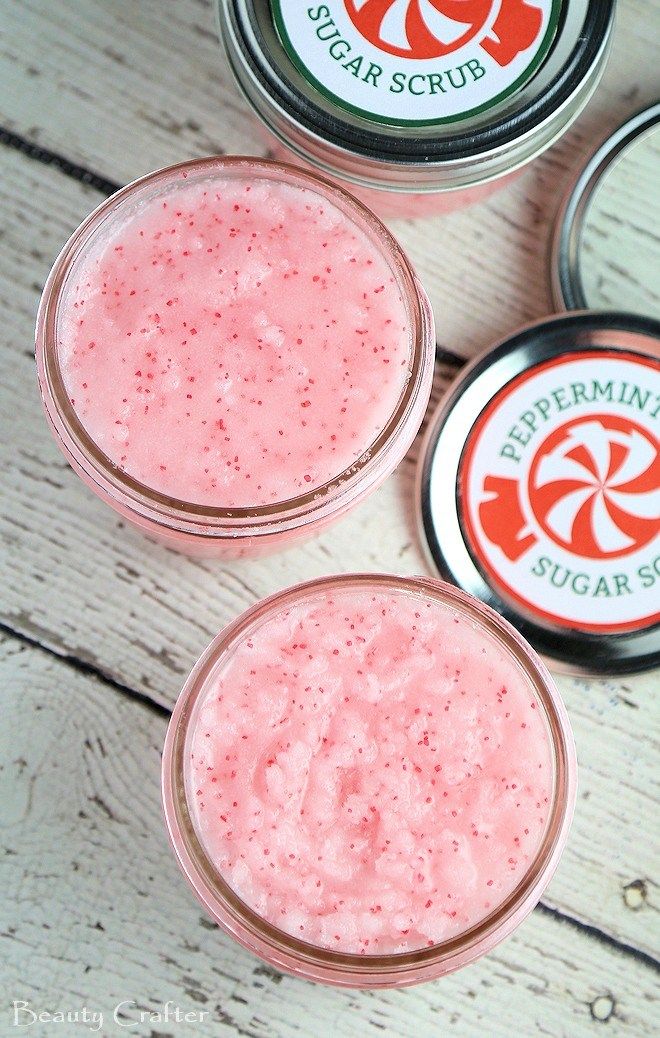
36 158 434 555
162 574 576 986
217 1 615 218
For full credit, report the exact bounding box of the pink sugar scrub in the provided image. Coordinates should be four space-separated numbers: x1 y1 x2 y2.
186 581 554 955
56 171 413 507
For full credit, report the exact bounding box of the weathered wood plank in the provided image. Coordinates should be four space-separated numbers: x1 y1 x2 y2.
1 634 657 1038
0 143 446 692
0 145 658 960
1 0 658 358
549 671 659 959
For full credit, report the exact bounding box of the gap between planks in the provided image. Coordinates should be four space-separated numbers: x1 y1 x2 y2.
4 629 657 1038
2 619 658 979
0 122 467 368
1 121 656 959
1 20 656 982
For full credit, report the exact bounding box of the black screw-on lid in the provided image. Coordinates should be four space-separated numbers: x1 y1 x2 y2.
418 313 660 675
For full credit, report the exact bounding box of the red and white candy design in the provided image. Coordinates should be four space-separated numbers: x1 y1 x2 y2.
345 0 544 63
528 415 660 560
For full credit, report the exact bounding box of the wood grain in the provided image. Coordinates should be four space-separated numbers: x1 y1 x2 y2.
1 120 658 961
1 0 659 1031
1 0 659 357
580 124 660 318
0 144 445 708
1 634 657 1038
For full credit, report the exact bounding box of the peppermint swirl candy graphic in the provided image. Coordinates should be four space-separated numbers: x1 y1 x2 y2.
345 0 494 59
345 0 545 62
528 415 660 560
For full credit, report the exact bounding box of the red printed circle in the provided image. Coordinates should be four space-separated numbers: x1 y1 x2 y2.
527 414 659 561
459 350 660 635
344 0 543 64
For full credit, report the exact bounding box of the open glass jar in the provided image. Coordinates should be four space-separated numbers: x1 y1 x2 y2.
36 157 434 557
217 1 615 217
162 573 576 987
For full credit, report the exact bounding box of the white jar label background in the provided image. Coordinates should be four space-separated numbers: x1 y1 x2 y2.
460 351 660 633
272 1 561 126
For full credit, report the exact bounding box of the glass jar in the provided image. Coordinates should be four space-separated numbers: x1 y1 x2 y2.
36 157 434 557
217 1 615 218
162 573 577 987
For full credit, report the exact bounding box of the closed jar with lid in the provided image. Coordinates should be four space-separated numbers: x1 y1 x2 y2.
217 1 615 217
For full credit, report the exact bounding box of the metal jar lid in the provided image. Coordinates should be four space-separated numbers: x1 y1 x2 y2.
217 1 615 192
552 102 660 318
417 313 660 675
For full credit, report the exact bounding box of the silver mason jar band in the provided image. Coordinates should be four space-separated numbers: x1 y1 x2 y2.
217 1 615 195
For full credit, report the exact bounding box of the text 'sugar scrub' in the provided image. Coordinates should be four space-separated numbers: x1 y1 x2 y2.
37 159 434 554
163 575 576 985
418 314 660 674
217 1 615 217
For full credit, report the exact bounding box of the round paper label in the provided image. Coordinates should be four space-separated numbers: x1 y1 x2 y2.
271 1 562 126
460 350 660 633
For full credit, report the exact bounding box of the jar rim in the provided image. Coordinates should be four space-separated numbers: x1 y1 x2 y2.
162 573 577 987
218 1 614 166
36 156 434 540
551 102 660 313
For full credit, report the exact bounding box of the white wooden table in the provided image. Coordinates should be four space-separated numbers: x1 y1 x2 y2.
1 2 658 1035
